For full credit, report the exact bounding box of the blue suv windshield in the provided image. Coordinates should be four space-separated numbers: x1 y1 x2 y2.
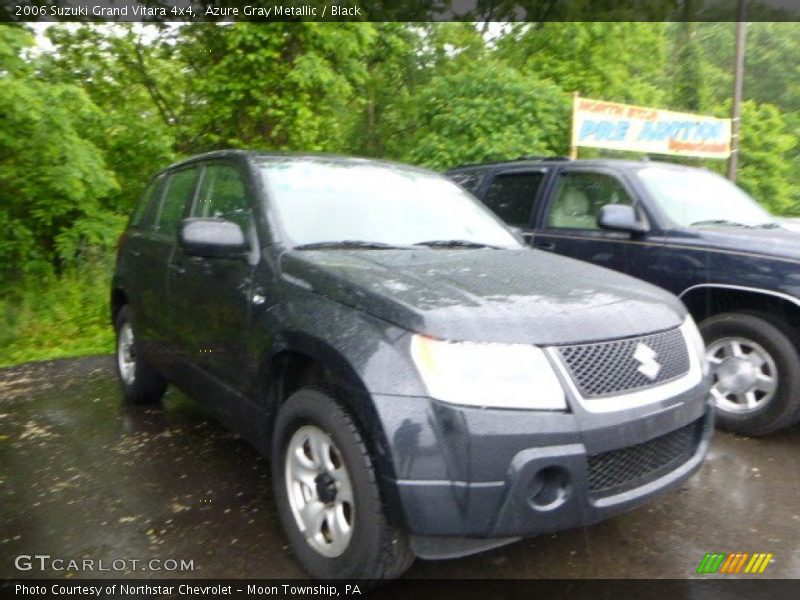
259 158 522 249
637 166 777 229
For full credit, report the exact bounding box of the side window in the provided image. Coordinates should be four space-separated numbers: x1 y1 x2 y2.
192 164 253 232
482 172 544 227
546 172 633 230
449 171 483 195
157 168 199 237
131 176 164 231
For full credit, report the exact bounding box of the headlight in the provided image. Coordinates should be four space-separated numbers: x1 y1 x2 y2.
410 334 566 410
681 315 710 376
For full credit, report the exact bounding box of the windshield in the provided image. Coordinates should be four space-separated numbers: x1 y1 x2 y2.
637 166 776 228
259 158 521 249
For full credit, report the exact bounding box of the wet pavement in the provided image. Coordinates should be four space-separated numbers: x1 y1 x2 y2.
1 356 800 580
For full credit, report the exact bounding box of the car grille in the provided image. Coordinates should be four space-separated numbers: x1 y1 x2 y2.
557 327 690 398
587 420 700 497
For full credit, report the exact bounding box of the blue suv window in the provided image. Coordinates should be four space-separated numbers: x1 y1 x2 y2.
547 172 633 230
482 172 543 227
449 170 484 195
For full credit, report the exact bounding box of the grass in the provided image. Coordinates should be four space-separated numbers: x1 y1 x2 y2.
0 257 115 367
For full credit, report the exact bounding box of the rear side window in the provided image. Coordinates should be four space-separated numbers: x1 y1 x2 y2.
482 172 544 227
157 168 199 237
130 177 164 231
192 164 253 231
449 171 484 195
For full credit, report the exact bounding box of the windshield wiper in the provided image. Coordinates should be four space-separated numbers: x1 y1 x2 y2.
689 219 751 228
294 240 407 250
757 222 781 229
413 239 500 249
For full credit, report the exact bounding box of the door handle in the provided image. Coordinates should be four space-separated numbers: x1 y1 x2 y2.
534 241 556 251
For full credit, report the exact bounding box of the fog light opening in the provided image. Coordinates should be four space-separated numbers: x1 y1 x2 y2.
528 466 570 510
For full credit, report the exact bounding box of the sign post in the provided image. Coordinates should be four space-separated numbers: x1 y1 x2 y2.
569 91 580 160
570 96 732 160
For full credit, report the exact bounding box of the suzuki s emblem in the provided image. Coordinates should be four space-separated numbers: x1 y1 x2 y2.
633 342 661 380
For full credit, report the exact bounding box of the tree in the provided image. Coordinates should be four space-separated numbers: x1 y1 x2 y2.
671 23 706 112
41 24 177 214
734 101 797 215
349 24 423 157
388 60 569 170
0 26 119 282
174 22 373 153
496 22 670 107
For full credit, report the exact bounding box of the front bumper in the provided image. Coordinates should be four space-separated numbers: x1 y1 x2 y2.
373 383 713 559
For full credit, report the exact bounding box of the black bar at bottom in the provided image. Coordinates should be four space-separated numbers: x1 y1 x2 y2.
3 579 800 600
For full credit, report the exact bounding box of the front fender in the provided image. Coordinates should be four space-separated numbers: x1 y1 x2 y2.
252 289 426 528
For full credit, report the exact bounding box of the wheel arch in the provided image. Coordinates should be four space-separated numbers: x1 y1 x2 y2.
680 284 800 334
260 332 407 527
110 287 128 325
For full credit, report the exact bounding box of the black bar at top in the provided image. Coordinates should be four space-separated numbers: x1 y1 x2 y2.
3 0 800 23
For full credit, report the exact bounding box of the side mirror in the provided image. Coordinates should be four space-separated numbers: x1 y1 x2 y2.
598 204 649 235
179 218 247 258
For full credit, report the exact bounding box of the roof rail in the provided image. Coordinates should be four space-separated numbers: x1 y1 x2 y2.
446 155 572 171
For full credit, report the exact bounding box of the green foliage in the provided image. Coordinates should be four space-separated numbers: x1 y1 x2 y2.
348 23 422 156
3 21 800 366
40 25 177 214
496 23 670 106
734 101 797 215
389 61 569 170
0 68 119 281
175 23 373 152
671 22 706 112
0 255 115 367
0 24 33 76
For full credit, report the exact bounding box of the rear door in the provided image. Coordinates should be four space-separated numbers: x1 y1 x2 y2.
532 168 634 273
151 166 202 361
168 160 258 393
123 176 165 345
124 168 200 364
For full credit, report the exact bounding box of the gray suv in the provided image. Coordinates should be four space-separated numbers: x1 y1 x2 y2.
112 151 712 580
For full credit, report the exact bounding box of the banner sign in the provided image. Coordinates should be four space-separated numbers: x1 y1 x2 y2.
572 96 732 159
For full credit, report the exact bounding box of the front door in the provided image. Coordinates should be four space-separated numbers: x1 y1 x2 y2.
534 169 633 273
168 161 258 394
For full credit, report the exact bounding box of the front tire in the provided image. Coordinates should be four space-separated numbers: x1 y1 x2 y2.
699 311 800 435
271 388 413 580
115 305 167 404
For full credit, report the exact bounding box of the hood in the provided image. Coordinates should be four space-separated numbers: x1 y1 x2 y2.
674 226 800 264
278 249 685 345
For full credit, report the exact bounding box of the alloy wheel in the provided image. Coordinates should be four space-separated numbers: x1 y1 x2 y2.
707 336 778 414
284 425 354 557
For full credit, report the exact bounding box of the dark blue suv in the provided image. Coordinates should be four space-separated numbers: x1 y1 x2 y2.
448 158 800 436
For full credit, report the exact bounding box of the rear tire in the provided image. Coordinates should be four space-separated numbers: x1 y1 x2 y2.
115 305 167 405
699 311 800 435
271 388 414 580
